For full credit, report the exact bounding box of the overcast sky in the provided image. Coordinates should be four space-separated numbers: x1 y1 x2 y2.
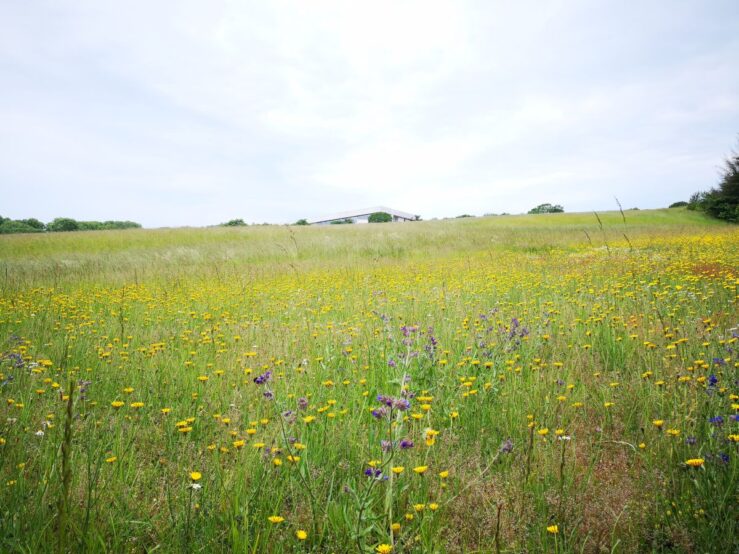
1 1 738 227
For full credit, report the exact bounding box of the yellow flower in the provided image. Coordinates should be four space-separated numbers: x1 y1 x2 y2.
105 456 117 463
391 522 401 533
376 544 393 554
414 503 425 512
652 419 664 429
438 470 449 479
413 466 428 475
197 375 208 382
547 524 559 534
391 466 404 475
268 515 284 524
685 458 704 468
302 416 316 424
111 401 124 408
429 503 440 511
189 471 202 481
537 428 549 436
295 529 308 540
130 402 144 408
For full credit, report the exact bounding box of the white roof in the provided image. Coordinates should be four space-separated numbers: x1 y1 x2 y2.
309 206 416 224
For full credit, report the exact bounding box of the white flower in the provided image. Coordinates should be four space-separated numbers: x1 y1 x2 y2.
188 483 202 491
35 430 45 437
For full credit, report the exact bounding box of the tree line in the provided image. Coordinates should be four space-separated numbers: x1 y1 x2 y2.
0 216 141 234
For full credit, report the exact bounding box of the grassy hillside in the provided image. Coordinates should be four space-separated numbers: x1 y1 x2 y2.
0 207 737 553
0 208 727 289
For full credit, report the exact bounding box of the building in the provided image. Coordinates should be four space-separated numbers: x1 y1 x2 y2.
309 206 418 225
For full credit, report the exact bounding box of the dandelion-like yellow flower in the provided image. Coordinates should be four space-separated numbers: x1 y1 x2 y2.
376 544 393 554
537 428 549 436
391 466 404 475
685 458 704 468
413 465 428 475
268 515 284 524
547 524 559 534
295 529 307 540
652 420 664 429
111 401 124 408
189 471 202 481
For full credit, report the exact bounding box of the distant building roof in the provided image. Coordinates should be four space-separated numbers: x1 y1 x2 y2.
309 206 417 224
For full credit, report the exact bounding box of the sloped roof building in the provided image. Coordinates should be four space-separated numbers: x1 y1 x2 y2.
309 206 417 225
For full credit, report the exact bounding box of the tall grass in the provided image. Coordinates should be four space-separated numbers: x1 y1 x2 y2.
0 209 736 552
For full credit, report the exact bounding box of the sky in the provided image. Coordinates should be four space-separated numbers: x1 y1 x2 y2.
1 1 738 227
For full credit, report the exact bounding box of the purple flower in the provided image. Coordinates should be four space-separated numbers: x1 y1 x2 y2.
381 440 393 452
387 359 397 368
364 467 386 480
263 390 274 400
709 416 724 427
253 371 272 385
297 397 309 410
708 374 718 386
371 407 388 419
499 438 514 453
685 436 697 446
399 439 414 450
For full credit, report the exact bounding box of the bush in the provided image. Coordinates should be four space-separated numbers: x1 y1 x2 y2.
669 201 688 208
368 212 392 223
294 219 309 226
19 218 46 230
221 219 247 227
688 140 739 222
47 217 80 232
0 220 44 234
330 219 354 225
528 203 564 214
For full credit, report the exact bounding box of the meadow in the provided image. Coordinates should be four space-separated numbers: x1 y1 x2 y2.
0 208 737 553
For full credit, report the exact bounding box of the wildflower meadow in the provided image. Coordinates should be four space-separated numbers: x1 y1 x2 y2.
0 209 737 553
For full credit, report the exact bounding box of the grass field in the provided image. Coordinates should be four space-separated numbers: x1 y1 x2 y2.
0 208 737 553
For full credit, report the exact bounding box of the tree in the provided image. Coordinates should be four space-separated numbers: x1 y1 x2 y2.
368 212 392 223
687 140 739 222
668 201 688 208
47 217 80 232
221 219 247 227
294 219 309 226
19 218 46 230
0 220 43 234
528 203 564 214
330 218 354 225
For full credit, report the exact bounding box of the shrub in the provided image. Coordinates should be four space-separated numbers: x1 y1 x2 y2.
47 218 80 232
221 219 247 227
0 220 44 234
368 212 392 223
528 203 564 214
669 201 688 208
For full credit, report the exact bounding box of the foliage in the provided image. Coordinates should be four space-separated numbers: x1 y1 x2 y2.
668 201 688 208
294 219 309 226
18 218 46 230
329 218 354 224
368 212 393 223
220 219 247 227
47 217 81 232
528 203 564 214
687 142 739 222
0 220 44 234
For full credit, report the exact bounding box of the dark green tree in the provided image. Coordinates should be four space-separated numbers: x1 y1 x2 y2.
528 203 564 214
368 212 392 223
47 217 80 232
294 219 309 226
